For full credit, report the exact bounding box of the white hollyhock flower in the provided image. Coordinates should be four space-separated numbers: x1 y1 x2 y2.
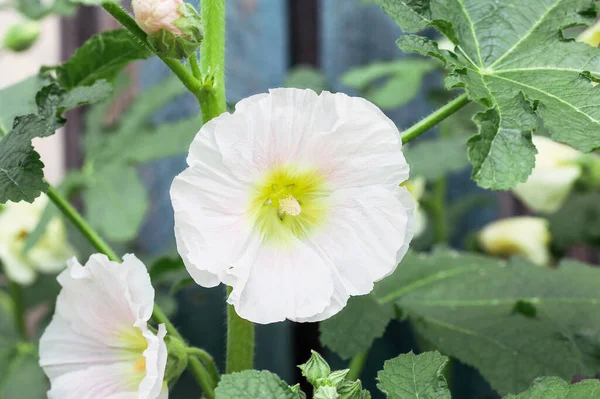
133 0 185 35
478 217 551 265
39 254 168 399
0 194 75 285
513 136 583 214
171 88 414 324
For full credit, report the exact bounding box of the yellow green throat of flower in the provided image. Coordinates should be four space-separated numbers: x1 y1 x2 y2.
249 165 329 245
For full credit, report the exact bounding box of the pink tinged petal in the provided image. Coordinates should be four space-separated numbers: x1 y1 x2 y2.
46 362 139 399
227 236 335 324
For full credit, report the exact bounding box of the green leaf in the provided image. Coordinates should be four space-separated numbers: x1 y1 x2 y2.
0 115 50 203
404 135 469 180
0 76 48 134
373 249 600 395
504 377 600 399
55 29 150 89
285 66 329 93
149 256 185 282
215 370 306 399
380 0 600 190
82 166 149 242
320 295 394 360
341 59 437 109
376 351 450 399
169 277 195 294
1 349 48 399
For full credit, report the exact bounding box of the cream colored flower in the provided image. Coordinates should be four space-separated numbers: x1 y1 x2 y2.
513 136 583 214
171 88 415 324
39 254 168 399
577 19 600 47
0 194 75 285
133 0 185 36
404 177 426 237
478 217 551 265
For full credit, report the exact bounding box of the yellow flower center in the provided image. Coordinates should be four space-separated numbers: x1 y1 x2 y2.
133 356 146 373
249 165 328 245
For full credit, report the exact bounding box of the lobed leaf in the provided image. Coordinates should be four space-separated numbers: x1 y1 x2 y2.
377 0 600 190
377 351 451 399
504 377 600 399
215 370 305 399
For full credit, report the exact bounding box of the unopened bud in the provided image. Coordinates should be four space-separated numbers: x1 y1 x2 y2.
3 21 41 52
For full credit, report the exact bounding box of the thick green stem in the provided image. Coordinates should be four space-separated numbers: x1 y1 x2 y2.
101 2 204 103
7 278 26 339
401 93 469 144
187 347 221 384
226 287 255 373
46 186 119 262
347 351 368 381
46 186 183 339
198 0 227 123
188 357 216 399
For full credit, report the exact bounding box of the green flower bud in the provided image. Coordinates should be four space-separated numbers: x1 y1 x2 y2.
145 3 204 59
298 350 331 387
319 369 349 388
3 21 41 52
338 380 371 399
163 335 188 384
314 385 339 399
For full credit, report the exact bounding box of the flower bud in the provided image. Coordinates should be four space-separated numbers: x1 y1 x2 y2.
133 0 203 59
298 351 331 387
513 136 583 214
314 386 339 399
338 380 370 399
163 335 188 384
3 21 41 52
478 217 551 265
577 20 600 47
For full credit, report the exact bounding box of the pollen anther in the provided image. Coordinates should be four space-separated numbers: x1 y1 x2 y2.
278 195 302 217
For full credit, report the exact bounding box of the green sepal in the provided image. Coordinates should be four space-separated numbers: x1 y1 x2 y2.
298 350 331 387
163 335 188 384
314 386 339 399
147 4 203 59
318 369 349 389
338 380 371 399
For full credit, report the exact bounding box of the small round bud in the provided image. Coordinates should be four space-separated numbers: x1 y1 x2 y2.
3 21 41 52
132 0 185 36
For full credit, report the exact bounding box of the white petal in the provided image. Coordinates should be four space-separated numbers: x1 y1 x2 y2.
0 248 36 285
53 254 155 344
513 167 580 213
47 362 138 399
227 236 334 324
138 324 168 399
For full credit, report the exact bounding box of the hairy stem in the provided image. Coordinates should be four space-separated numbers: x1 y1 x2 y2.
432 177 449 244
189 53 202 80
46 186 119 261
226 287 255 373
347 351 368 381
101 2 204 103
198 0 227 123
187 347 221 384
46 186 183 339
401 93 469 144
7 278 26 339
188 357 216 399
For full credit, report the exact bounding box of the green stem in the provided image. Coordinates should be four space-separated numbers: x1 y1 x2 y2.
188 356 216 399
226 287 255 373
401 93 469 144
189 53 202 80
46 186 119 262
46 186 183 339
7 278 26 339
187 347 221 384
432 177 449 244
198 0 227 123
101 2 204 103
347 351 368 381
